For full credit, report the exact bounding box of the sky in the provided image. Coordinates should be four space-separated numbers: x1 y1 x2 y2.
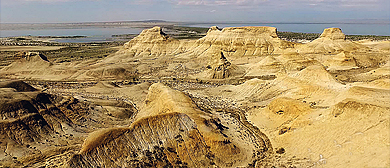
1 0 389 23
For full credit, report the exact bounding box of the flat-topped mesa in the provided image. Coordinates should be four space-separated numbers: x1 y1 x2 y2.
191 26 295 57
131 26 170 42
116 26 182 57
109 26 295 61
207 26 279 38
319 28 346 40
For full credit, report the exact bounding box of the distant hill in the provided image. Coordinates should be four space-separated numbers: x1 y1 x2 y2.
141 20 167 22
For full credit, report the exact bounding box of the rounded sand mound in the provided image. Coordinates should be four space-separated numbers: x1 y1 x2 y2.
85 66 138 80
290 65 341 87
246 56 284 77
321 51 358 70
268 97 311 117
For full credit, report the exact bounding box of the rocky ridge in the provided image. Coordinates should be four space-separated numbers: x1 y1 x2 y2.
69 83 274 167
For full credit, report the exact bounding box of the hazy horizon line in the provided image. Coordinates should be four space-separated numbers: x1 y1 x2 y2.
1 19 389 25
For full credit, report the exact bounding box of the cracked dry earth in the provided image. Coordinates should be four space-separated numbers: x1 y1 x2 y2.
0 26 389 167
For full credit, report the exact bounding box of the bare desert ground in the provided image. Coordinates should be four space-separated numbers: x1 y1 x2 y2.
0 26 389 167
0 46 65 52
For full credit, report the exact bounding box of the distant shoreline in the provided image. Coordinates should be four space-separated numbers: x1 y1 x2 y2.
1 23 389 42
1 20 389 30
0 21 176 31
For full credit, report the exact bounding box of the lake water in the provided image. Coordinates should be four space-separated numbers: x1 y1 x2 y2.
0 27 145 43
1 23 388 43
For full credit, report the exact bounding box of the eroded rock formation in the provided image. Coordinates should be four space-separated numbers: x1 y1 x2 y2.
108 26 295 62
114 26 183 58
0 80 138 167
2 52 52 72
68 83 273 167
196 51 245 79
189 26 295 58
297 28 367 54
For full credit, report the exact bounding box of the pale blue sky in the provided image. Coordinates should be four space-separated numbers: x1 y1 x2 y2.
1 0 389 23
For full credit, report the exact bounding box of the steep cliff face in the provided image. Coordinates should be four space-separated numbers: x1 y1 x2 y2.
109 26 295 62
69 83 273 167
188 26 295 58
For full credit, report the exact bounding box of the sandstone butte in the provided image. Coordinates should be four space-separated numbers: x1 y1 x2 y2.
0 26 389 168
